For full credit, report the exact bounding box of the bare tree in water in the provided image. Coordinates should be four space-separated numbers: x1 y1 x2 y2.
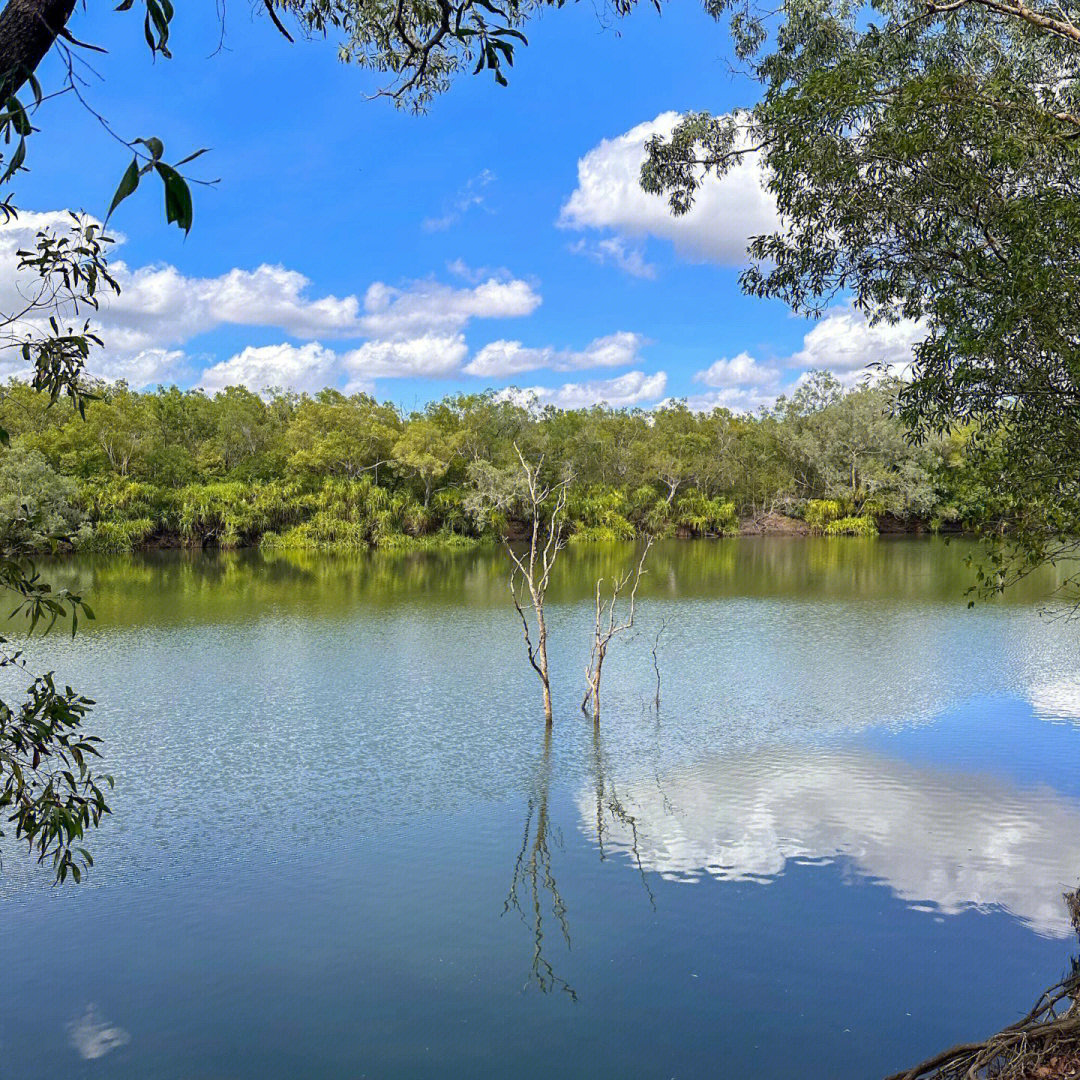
582 539 653 725
503 446 571 727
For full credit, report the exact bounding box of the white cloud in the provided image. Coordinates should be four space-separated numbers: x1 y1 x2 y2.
343 334 468 380
695 351 780 390
559 112 778 269
0 211 544 391
569 236 657 279
465 331 646 377
358 277 541 339
509 370 667 410
682 350 781 413
423 169 495 231
791 303 926 383
683 386 779 414
682 307 927 413
200 343 342 395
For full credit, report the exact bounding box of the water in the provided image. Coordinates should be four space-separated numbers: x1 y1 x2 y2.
2 537 1080 1078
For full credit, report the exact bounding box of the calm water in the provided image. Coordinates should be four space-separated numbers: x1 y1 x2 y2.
3 538 1080 1078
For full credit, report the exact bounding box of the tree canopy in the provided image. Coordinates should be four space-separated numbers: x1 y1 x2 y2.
639 0 1080 594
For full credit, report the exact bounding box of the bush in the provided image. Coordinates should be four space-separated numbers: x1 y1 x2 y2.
76 518 157 553
805 499 844 532
568 486 636 540
823 515 878 536
673 491 739 536
0 446 85 547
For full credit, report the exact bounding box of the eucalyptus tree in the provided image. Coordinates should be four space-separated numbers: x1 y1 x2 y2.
639 0 1080 593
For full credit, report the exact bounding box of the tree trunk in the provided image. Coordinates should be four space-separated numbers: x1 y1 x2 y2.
0 0 75 95
536 614 552 726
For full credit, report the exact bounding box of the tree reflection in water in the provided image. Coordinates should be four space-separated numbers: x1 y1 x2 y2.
504 723 663 999
503 728 576 1000
589 726 656 911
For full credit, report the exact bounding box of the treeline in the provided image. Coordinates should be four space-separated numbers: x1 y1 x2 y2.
0 370 991 553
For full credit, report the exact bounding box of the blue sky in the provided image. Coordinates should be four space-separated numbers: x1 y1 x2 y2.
4 1 922 412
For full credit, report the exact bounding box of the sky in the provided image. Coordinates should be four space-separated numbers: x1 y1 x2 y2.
2 1 924 413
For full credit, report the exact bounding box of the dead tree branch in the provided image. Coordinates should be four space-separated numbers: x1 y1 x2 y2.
502 444 571 726
581 537 654 725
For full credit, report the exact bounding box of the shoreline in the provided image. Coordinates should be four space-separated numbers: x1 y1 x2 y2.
49 514 961 557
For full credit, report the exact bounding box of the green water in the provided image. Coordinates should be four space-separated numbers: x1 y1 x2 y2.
2 537 1079 1078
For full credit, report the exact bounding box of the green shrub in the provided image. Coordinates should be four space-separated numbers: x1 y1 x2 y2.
673 491 739 536
77 518 157 552
823 515 878 537
805 499 843 532
0 446 86 547
568 486 636 540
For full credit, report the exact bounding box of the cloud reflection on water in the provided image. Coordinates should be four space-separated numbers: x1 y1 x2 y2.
577 744 1080 937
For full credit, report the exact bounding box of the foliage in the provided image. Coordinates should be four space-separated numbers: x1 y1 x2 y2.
0 445 85 548
639 0 1080 595
672 491 738 536
0 528 111 883
0 374 984 553
805 499 842 532
823 515 878 537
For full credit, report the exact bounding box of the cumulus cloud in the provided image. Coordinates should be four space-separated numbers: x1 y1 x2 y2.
681 350 782 413
505 370 667 410
358 277 540 339
684 306 927 413
343 334 468 381
200 343 342 395
465 331 646 377
790 303 926 383
0 210 546 392
559 112 778 269
695 351 780 390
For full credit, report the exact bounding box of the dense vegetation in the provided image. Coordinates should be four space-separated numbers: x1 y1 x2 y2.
0 370 992 553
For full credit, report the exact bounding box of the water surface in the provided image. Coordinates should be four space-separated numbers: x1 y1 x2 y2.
2 538 1080 1078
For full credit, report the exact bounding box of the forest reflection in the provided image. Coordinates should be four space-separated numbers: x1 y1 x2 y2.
32 537 1080 631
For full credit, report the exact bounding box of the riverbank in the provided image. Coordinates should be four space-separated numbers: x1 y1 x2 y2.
60 513 941 554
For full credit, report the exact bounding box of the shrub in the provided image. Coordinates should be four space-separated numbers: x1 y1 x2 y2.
0 446 85 547
673 491 739 536
823 515 878 537
77 518 157 552
805 499 843 532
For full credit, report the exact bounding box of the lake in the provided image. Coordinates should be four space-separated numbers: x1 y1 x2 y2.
2 537 1080 1078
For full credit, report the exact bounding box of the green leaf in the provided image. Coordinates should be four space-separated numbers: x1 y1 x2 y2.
155 163 193 233
106 158 141 222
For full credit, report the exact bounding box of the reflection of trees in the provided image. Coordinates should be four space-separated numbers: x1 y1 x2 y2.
504 728 576 999
44 535 1072 634
589 727 655 911
503 725 663 999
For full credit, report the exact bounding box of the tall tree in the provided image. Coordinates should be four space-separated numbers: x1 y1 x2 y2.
639 0 1080 593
